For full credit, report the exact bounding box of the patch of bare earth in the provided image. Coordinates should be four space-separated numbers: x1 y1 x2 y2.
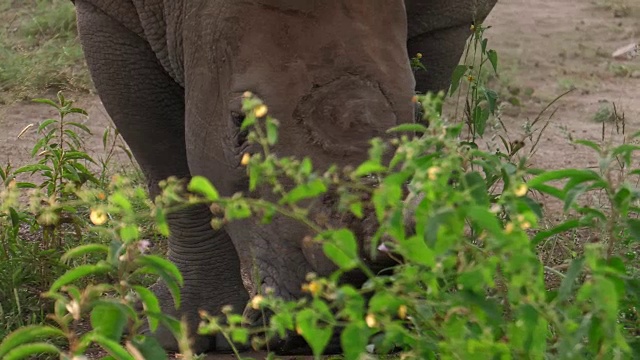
479 0 639 285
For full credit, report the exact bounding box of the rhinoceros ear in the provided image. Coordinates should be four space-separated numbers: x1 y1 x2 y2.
293 76 397 156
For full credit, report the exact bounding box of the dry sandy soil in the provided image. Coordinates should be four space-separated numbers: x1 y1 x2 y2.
0 0 638 358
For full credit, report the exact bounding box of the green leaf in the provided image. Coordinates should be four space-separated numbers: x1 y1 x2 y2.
37 118 57 132
8 207 21 227
556 257 585 303
449 64 469 96
67 107 89 116
473 105 489 136
270 312 295 338
63 129 83 148
487 49 499 74
354 160 387 177
67 121 92 135
400 235 435 267
13 164 52 175
386 123 429 134
266 117 279 145
341 322 370 360
90 333 134 360
280 178 327 204
322 229 359 270
61 244 109 264
248 163 262 191
368 292 403 313
225 200 252 220
15 182 37 189
32 98 59 108
484 88 498 114
464 172 489 206
466 206 504 238
135 256 183 308
137 255 183 286
2 343 60 360
349 202 364 219
91 303 128 341
119 225 140 242
151 314 183 341
155 208 170 237
613 186 631 210
532 219 582 245
231 328 249 344
30 138 47 157
481 38 488 52
563 183 589 212
130 336 167 360
520 304 548 354
0 326 64 358
528 169 601 188
133 286 161 332
626 218 640 242
110 192 132 211
296 309 333 357
64 150 97 164
188 176 219 201
573 139 601 153
299 157 313 176
50 264 112 292
103 128 110 149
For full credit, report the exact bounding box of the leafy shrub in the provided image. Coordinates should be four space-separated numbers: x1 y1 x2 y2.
191 92 639 359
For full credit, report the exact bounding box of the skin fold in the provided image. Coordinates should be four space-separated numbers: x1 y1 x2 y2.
72 0 497 353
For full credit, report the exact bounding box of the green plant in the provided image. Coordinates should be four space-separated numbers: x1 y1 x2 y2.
592 101 619 123
187 92 638 359
12 92 99 248
449 23 500 141
0 175 193 360
0 92 140 340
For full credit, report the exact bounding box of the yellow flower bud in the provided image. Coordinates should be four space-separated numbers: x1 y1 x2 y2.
250 295 264 310
241 152 251 166
366 313 377 328
254 104 268 118
242 91 253 98
505 222 515 234
90 209 108 225
427 166 441 181
514 184 528 197
308 281 321 296
416 53 423 59
398 305 408 319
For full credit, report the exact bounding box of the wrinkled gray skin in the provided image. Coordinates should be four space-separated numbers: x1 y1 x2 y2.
73 0 496 353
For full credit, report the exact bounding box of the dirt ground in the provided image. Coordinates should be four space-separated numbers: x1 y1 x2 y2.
0 0 638 358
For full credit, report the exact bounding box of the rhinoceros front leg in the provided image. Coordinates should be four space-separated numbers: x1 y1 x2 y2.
75 1 249 353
